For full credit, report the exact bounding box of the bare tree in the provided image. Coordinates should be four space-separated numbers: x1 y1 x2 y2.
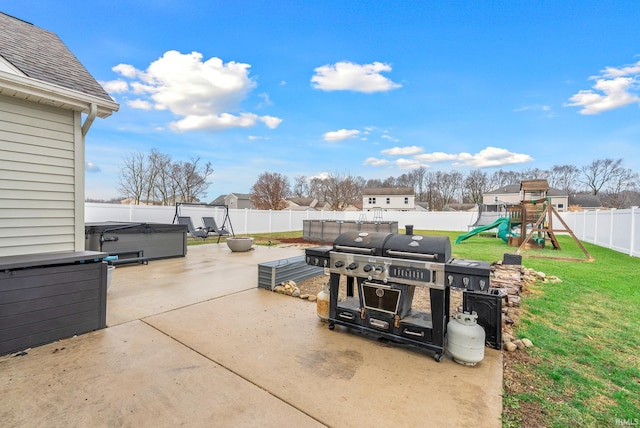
413 167 427 201
581 158 624 195
548 164 580 194
434 171 464 210
381 176 397 187
148 149 173 205
520 167 548 181
487 169 520 190
250 172 291 210
292 175 310 198
365 178 383 188
396 172 417 189
599 167 639 208
464 169 488 204
173 157 213 203
118 151 149 204
311 172 364 210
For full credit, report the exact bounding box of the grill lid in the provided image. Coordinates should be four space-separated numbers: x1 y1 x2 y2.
382 234 451 263
332 231 392 256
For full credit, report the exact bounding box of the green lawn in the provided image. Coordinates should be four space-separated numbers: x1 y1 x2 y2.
441 230 640 427
191 229 640 426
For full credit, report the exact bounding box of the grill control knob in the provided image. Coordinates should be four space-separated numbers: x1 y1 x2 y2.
347 262 358 270
334 260 344 268
375 265 384 273
363 264 373 272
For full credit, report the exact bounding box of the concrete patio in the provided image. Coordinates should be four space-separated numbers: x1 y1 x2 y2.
1 243 503 427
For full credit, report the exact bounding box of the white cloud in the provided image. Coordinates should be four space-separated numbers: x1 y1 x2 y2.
170 112 260 131
395 158 428 170
259 115 283 129
566 60 640 115
601 60 640 78
248 135 270 141
364 157 390 166
323 128 361 142
311 61 402 93
414 151 462 163
381 134 400 143
111 50 282 131
566 77 640 115
112 63 138 78
364 146 532 169
381 146 423 156
310 172 331 180
127 99 153 110
101 79 128 93
514 104 552 113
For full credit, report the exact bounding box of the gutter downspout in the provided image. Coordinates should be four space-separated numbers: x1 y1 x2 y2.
81 103 97 136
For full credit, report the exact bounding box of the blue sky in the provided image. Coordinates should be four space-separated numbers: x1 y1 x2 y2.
4 1 640 200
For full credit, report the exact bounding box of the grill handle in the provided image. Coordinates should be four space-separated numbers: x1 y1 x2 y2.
334 245 375 254
386 250 437 260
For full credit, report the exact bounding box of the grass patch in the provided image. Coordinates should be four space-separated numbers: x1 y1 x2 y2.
446 229 640 427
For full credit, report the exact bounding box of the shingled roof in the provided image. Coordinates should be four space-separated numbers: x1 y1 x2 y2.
0 12 117 117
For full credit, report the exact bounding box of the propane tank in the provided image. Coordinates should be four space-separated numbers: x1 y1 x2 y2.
447 310 485 366
316 281 330 322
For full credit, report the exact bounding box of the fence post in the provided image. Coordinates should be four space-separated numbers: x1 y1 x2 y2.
631 206 637 257
608 209 614 249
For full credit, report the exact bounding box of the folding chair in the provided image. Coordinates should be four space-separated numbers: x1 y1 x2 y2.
202 216 231 243
177 216 208 239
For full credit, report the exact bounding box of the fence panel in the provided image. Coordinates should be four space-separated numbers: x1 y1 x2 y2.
85 203 638 257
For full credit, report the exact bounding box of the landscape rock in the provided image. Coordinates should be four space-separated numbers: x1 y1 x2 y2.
300 294 310 300
274 285 285 294
308 295 317 302
504 342 517 352
513 339 525 350
292 288 300 297
522 338 533 348
502 333 513 344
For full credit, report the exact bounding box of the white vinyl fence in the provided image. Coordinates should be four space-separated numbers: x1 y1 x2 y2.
85 203 639 257
561 207 639 258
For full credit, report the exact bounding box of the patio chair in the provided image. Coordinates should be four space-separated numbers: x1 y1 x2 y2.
202 216 231 243
177 216 208 240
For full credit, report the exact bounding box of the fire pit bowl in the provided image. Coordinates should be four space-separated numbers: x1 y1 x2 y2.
226 237 254 252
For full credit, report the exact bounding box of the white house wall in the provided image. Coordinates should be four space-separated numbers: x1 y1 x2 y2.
0 94 78 256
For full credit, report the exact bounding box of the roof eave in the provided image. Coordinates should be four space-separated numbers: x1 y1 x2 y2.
0 70 119 118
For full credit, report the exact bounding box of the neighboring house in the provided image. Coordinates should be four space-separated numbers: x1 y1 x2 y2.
286 197 320 211
210 193 255 209
285 197 360 211
482 183 569 212
0 12 119 257
363 187 415 211
568 193 602 211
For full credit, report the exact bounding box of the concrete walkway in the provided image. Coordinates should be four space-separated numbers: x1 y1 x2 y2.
1 244 503 427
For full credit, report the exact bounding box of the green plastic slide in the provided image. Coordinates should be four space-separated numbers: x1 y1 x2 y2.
456 217 511 244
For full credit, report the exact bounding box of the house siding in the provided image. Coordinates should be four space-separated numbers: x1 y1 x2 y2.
0 94 77 256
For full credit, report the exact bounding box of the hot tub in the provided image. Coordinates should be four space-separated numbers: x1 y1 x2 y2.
85 222 188 261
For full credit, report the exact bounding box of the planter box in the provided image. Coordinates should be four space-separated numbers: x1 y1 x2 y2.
0 251 107 356
257 256 323 290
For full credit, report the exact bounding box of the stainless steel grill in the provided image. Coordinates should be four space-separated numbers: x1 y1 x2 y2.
305 230 503 357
